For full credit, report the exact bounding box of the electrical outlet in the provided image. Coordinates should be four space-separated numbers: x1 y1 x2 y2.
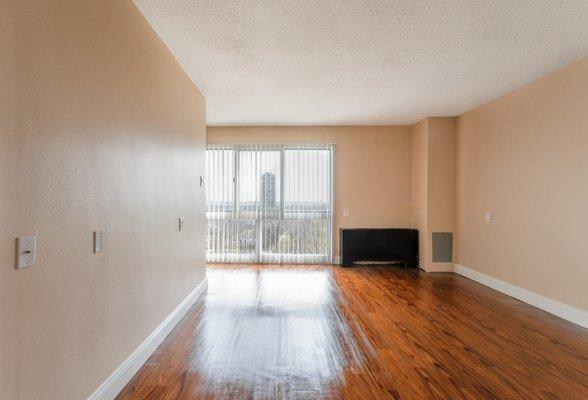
94 231 104 254
485 212 492 223
16 236 36 269
343 209 349 217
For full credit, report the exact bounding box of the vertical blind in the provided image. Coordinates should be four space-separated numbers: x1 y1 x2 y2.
206 144 333 263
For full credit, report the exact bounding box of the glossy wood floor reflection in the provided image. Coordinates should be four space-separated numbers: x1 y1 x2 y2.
116 264 588 400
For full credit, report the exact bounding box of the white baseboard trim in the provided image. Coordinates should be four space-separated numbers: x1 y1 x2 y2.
454 264 587 329
87 278 208 400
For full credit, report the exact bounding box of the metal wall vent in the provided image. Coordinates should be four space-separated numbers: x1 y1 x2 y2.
432 232 453 263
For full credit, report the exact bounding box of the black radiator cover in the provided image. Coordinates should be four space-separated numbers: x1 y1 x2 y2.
340 228 419 268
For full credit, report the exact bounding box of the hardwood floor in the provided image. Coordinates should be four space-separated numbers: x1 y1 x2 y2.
116 264 588 400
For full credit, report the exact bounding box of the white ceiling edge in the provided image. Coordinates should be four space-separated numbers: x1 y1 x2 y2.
133 0 588 126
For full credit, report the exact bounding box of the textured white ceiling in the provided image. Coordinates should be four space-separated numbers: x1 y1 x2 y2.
133 0 588 125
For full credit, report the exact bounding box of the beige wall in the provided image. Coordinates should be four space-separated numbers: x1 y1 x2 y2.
411 118 456 272
1 1 207 399
427 118 457 272
0 0 18 398
410 120 429 269
207 126 412 258
457 56 588 310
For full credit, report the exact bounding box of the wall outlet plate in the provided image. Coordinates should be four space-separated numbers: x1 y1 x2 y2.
94 231 104 254
16 236 36 269
485 212 492 223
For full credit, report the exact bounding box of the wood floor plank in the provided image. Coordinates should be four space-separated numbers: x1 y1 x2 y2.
116 264 588 400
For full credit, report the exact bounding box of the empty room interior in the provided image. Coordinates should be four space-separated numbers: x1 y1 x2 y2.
2 1 588 399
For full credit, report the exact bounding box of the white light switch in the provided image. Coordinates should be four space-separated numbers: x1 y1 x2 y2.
179 217 185 231
343 209 349 217
16 236 36 269
485 212 492 223
94 231 104 254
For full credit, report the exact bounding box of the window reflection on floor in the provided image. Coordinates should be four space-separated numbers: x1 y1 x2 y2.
193 267 363 398
259 270 331 307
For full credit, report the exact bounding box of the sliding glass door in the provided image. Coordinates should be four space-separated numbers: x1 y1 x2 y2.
206 144 333 263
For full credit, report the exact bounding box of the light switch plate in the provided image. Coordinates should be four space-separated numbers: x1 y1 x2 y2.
343 209 349 217
94 231 104 253
179 217 185 231
16 236 36 269
485 212 492 223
